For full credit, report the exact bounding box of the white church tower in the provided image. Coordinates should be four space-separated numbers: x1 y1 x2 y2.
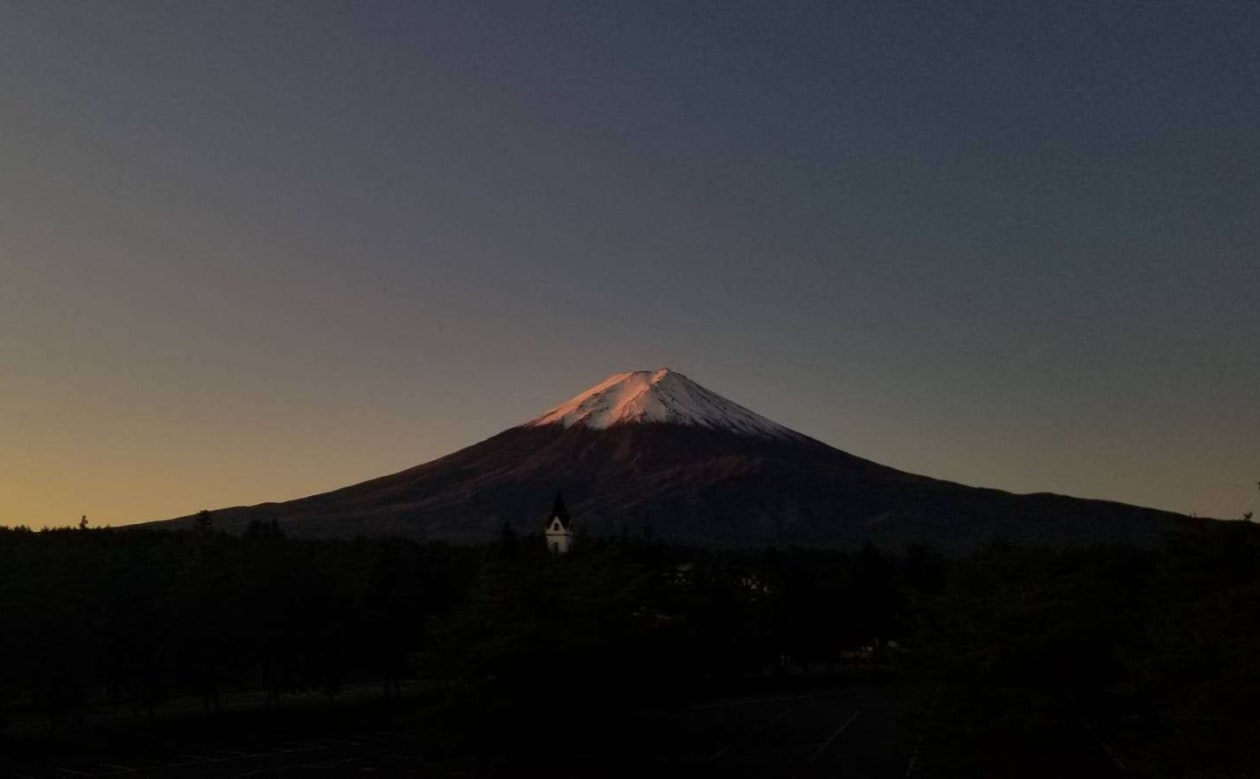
544 492 574 554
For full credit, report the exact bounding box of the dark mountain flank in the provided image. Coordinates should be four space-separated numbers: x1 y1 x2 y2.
150 370 1192 549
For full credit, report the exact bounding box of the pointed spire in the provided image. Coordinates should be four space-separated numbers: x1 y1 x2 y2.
550 490 570 527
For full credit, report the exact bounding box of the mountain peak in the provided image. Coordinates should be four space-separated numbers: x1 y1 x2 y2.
523 369 801 439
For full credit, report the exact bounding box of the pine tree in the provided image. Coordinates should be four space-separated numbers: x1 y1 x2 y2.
194 510 213 534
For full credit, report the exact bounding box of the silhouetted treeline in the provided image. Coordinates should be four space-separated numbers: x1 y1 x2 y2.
906 522 1260 776
0 522 476 731
2 519 1258 773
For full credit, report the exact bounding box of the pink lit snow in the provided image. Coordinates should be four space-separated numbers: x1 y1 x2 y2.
524 368 801 439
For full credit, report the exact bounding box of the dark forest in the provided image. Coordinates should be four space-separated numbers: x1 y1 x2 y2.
2 518 1258 776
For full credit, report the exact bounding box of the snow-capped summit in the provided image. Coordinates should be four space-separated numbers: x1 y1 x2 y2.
524 368 801 439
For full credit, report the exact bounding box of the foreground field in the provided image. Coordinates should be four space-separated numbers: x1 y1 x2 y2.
4 676 1140 778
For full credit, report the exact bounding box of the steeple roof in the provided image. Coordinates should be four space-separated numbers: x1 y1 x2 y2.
548 491 571 530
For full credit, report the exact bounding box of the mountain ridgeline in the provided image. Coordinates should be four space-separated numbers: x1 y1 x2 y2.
153 369 1192 549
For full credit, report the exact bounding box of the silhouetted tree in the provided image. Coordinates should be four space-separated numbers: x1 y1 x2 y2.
194 509 213 534
498 519 519 557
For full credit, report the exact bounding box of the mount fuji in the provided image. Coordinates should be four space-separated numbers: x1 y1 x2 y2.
151 369 1190 549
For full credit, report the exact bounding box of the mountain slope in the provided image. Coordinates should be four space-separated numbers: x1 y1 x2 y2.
150 369 1192 549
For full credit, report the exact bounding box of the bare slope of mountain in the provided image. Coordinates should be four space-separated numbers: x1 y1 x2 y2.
152 369 1192 549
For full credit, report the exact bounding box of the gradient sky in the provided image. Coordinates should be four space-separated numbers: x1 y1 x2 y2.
2 1 1257 528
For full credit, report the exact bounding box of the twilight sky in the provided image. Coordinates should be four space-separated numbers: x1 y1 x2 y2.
2 1 1257 528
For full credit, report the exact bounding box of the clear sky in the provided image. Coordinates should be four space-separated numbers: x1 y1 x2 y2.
2 1 1257 528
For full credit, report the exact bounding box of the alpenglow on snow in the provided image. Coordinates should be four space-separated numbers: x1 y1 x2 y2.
524 368 802 440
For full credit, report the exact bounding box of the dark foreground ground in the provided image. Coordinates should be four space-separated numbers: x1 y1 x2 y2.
7 527 1259 776
2 676 1134 778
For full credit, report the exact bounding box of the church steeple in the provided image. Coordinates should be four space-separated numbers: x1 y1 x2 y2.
545 491 574 554
550 491 570 529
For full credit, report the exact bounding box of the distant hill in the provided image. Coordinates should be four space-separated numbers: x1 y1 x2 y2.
147 369 1194 550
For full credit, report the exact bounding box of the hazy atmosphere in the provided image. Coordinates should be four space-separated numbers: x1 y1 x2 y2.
2 0 1257 528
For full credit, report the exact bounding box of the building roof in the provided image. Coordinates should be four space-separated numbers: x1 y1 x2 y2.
547 491 571 530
